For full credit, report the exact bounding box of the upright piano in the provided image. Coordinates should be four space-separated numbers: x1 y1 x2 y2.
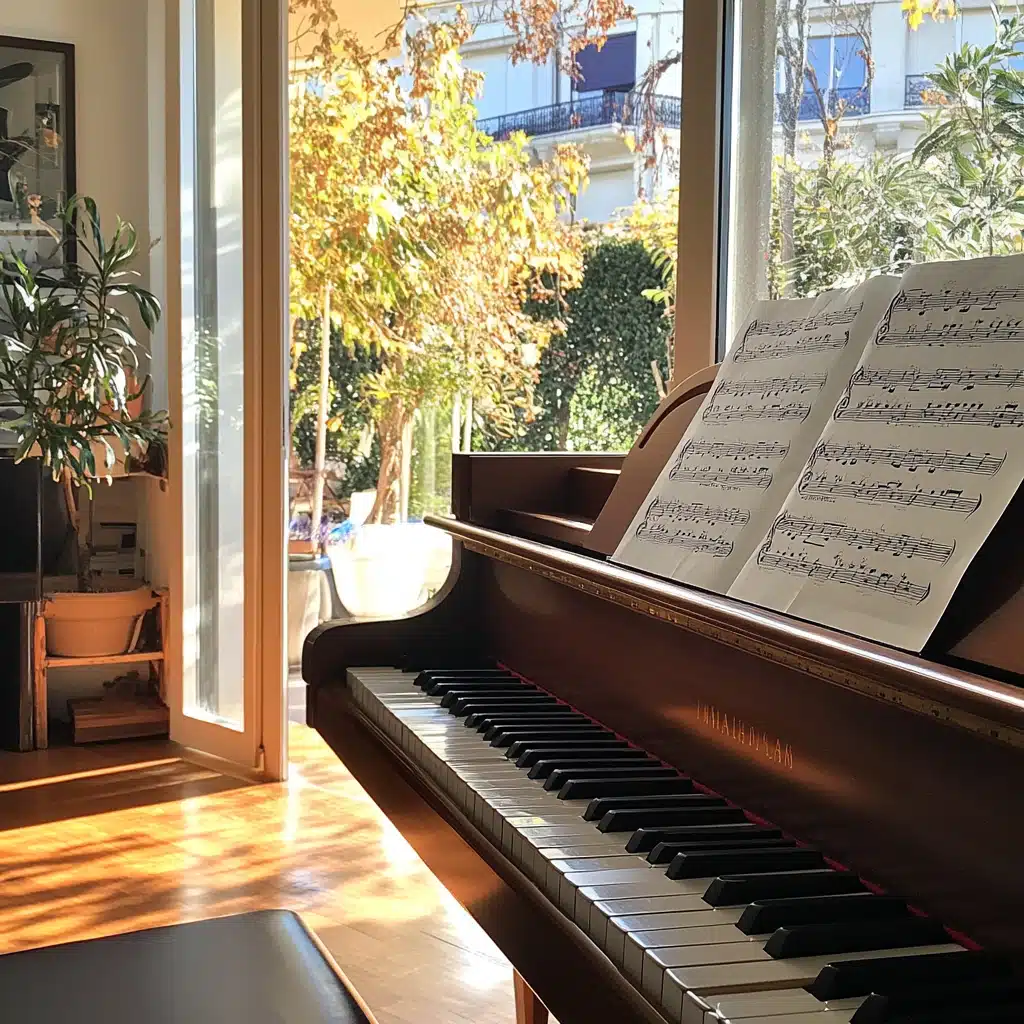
304 367 1024 1024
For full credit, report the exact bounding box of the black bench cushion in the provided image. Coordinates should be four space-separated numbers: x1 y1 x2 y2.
0 909 375 1023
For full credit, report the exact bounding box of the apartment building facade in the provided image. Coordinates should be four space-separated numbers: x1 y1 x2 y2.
415 0 683 223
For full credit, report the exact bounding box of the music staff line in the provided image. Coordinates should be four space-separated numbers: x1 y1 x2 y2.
641 497 750 527
806 442 1005 477
668 466 773 490
834 398 1024 429
704 403 812 424
714 374 828 398
770 513 954 564
678 440 791 461
734 332 850 363
876 320 1024 347
798 472 983 516
894 286 1024 314
849 366 1024 392
755 548 931 605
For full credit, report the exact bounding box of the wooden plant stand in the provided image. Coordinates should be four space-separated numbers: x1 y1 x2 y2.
33 588 169 749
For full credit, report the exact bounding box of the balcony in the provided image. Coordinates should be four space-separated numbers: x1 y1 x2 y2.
905 74 947 108
477 90 682 141
775 86 870 123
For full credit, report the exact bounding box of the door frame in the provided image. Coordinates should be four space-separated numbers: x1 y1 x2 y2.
163 0 287 778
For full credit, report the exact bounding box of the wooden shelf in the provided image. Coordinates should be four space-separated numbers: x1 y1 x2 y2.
45 650 164 669
33 588 169 749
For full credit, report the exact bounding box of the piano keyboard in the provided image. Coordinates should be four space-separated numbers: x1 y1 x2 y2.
349 667 1020 1024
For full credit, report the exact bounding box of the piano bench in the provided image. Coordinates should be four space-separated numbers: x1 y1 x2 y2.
0 909 379 1024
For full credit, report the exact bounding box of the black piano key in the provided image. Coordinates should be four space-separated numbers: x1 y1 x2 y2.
414 668 509 687
559 776 692 801
597 806 747 833
509 738 630 761
667 845 824 880
851 978 1024 1024
451 696 559 717
648 837 795 866
807 950 1012 1002
765 916 949 959
516 746 646 770
543 765 676 791
439 686 537 707
466 710 582 729
490 726 612 748
582 793 722 822
428 680 534 697
479 714 590 737
703 869 865 907
737 893 909 935
526 753 659 780
625 822 775 854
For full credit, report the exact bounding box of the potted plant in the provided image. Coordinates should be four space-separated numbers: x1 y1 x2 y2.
0 196 168 657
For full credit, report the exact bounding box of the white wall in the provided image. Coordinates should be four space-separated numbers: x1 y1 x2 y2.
1 1 152 282
576 166 634 222
2 2 172 603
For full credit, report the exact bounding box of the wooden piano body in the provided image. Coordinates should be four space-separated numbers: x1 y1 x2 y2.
304 367 1024 1024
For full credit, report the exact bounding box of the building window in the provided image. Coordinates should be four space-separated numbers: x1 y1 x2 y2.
780 33 868 121
574 32 637 95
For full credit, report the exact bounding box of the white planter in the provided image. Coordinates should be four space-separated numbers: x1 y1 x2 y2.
328 524 452 618
43 585 157 657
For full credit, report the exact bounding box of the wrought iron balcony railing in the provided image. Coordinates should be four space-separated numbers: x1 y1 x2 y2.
477 90 682 141
775 85 870 123
905 74 948 108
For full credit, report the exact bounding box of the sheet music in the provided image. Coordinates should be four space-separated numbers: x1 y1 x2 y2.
729 255 1024 651
612 276 901 591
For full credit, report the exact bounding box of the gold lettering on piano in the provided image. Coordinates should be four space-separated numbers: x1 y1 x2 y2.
695 701 795 769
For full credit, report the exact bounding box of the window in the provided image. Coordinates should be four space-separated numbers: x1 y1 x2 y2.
574 32 637 95
721 1 1024 351
780 34 868 121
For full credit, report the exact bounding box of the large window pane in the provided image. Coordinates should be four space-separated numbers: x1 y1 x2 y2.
180 0 245 727
727 0 1024 344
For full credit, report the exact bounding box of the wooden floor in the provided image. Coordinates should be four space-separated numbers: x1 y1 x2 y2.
0 724 529 1024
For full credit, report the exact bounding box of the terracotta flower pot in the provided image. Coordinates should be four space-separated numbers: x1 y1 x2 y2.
43 585 157 657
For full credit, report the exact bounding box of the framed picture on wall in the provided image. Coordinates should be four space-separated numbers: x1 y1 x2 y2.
0 35 75 268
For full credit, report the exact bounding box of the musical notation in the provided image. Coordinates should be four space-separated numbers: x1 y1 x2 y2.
849 366 1024 392
798 471 982 515
772 513 954 563
714 375 828 398
634 524 733 556
678 440 791 461
876 319 1024 347
755 548 931 604
745 307 861 337
894 286 1024 314
704 403 812 424
668 465 773 489
640 497 750 527
807 442 1005 477
834 397 1024 428
735 331 850 363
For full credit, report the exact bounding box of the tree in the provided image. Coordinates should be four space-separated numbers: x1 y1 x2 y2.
769 153 933 297
289 11 586 523
486 238 671 451
914 14 1024 257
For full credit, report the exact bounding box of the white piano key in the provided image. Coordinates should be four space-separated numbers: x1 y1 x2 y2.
663 943 964 1021
625 926 768 985
588 896 708 950
689 989 863 1023
602 908 745 967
